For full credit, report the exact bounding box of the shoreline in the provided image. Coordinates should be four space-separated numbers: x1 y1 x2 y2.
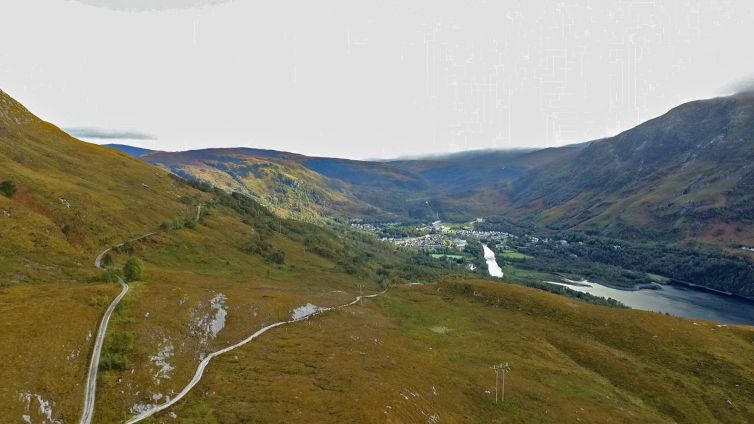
553 273 754 304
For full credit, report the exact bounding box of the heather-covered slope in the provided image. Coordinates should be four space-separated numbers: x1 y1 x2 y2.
138 148 384 221
510 92 754 245
0 89 205 284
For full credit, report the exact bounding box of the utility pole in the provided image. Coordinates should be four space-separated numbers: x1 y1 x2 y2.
358 284 364 303
492 362 511 404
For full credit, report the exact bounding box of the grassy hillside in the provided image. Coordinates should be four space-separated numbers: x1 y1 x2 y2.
139 280 754 423
117 147 576 222
0 89 417 422
510 92 754 245
0 89 207 286
136 148 387 222
0 88 209 422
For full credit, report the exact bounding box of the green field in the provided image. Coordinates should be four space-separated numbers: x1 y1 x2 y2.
431 253 464 260
498 249 533 260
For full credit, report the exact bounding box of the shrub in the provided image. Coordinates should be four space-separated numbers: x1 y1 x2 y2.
120 241 135 254
244 233 272 255
267 249 286 264
100 330 135 371
0 180 16 197
123 257 143 281
101 269 119 283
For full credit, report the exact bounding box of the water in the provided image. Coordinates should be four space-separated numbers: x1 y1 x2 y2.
548 279 754 325
481 243 504 278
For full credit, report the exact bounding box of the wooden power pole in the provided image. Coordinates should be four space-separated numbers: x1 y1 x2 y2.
492 362 511 404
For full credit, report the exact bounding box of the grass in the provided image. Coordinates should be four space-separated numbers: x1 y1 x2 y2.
498 250 532 260
431 254 463 260
149 280 754 423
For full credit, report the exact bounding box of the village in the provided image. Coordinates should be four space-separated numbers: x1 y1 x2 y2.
351 219 522 251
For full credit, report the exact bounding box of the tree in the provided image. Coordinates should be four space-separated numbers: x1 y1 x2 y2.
0 180 17 197
123 257 144 281
101 252 113 267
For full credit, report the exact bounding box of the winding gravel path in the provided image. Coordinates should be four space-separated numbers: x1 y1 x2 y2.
80 233 156 424
125 290 386 424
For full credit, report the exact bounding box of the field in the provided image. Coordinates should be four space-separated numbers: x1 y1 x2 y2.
498 250 532 260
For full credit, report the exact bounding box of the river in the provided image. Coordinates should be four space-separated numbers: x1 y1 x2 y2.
481 243 504 278
548 279 754 325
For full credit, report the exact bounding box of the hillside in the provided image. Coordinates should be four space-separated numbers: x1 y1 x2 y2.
120 280 754 423
0 89 406 422
114 92 754 247
133 148 385 221
0 89 206 285
111 146 578 222
510 92 754 245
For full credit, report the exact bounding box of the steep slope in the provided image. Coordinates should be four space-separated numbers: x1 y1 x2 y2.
134 148 388 221
111 146 578 221
0 89 205 285
0 89 398 422
510 91 754 244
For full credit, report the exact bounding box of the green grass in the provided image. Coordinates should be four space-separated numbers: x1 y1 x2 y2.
498 250 532 260
431 254 463 260
150 280 754 423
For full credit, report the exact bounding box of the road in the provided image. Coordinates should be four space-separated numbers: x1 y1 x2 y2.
80 233 156 424
81 205 203 422
125 289 386 423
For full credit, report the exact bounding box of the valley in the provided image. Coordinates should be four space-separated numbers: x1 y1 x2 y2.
350 217 754 324
4 2 754 423
2 87 754 423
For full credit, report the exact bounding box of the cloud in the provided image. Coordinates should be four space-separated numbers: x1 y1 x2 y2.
69 0 235 12
64 127 156 140
719 75 754 96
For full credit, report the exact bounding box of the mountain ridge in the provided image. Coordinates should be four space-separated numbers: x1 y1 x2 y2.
107 91 754 245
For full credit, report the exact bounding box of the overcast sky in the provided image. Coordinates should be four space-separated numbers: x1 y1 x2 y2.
2 0 754 159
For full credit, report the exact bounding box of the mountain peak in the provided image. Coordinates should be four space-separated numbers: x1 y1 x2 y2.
0 89 38 128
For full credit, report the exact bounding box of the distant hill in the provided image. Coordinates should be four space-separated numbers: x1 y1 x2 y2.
108 92 754 247
104 143 154 157
131 148 388 221
110 145 578 221
508 92 754 245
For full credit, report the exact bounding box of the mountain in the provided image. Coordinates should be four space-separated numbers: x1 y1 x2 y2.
509 92 754 245
0 88 403 422
110 146 581 222
135 147 388 221
104 143 154 157
4 89 754 423
115 92 754 246
0 89 204 280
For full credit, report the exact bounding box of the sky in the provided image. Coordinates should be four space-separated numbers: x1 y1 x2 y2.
2 0 754 159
